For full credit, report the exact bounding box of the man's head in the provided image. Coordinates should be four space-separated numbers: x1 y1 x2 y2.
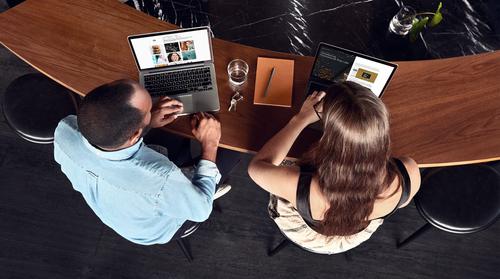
78 79 152 150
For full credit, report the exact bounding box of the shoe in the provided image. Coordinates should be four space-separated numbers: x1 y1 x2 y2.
213 184 232 200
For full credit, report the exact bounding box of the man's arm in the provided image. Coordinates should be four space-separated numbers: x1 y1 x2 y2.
157 112 222 222
158 161 220 222
191 112 220 163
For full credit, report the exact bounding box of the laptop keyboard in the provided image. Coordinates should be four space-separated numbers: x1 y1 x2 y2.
144 67 213 97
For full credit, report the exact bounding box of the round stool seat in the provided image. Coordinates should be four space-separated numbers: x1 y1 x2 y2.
180 223 201 238
416 165 500 234
2 73 78 144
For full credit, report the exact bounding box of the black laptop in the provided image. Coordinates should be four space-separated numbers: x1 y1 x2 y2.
306 43 398 98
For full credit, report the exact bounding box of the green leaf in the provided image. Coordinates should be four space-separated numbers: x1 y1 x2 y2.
409 16 429 42
436 2 443 13
428 2 443 28
428 13 442 27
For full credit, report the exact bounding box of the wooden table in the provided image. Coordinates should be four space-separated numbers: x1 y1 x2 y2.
1 0 499 167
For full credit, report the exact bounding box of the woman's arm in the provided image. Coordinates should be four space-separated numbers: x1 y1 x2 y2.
251 115 309 166
397 157 421 208
248 91 325 204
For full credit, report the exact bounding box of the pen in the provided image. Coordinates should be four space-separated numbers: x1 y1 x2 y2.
263 67 276 98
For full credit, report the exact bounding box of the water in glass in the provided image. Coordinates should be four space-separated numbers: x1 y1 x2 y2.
389 6 416 36
227 59 248 86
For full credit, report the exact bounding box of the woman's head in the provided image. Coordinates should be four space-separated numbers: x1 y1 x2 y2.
168 52 180 62
303 81 398 236
318 81 390 157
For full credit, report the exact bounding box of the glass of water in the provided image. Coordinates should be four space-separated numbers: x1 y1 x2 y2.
227 59 249 86
388 6 416 36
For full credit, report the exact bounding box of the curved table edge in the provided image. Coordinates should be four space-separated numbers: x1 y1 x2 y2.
1 42 86 97
163 127 500 168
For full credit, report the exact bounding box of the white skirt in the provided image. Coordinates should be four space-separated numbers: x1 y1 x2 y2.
268 194 383 254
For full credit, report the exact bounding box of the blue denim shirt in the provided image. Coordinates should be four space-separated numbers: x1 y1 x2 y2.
53 115 221 245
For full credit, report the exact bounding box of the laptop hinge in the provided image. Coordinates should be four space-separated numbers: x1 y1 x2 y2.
144 62 211 74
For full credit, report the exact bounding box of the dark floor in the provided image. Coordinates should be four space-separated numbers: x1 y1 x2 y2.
1 42 500 279
1 1 500 278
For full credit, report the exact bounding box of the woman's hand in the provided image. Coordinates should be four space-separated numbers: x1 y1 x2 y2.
295 91 326 125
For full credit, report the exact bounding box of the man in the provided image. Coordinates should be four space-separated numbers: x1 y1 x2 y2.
54 79 224 245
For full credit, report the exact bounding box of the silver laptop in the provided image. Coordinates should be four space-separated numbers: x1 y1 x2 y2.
128 26 220 114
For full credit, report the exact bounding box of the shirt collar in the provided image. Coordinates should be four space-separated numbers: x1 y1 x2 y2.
82 136 143 161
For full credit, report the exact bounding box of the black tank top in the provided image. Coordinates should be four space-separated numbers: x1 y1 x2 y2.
296 158 412 228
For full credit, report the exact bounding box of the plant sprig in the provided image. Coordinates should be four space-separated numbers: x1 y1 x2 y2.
408 2 443 42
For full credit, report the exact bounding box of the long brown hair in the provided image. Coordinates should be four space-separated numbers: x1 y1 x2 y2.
302 81 400 236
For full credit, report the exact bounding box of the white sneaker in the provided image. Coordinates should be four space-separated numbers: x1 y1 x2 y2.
213 184 232 200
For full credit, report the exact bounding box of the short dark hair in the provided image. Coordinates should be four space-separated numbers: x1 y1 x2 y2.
77 79 144 149
168 52 180 61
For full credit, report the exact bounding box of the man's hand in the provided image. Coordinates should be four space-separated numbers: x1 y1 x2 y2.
150 97 183 128
191 112 221 162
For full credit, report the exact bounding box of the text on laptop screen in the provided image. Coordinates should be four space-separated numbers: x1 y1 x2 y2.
130 29 211 70
311 46 395 97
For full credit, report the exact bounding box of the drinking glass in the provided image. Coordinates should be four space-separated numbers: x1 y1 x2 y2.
388 6 416 36
227 59 249 86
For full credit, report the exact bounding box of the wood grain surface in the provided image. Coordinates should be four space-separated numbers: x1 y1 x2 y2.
0 0 499 167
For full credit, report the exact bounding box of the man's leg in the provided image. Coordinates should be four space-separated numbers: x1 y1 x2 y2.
189 140 240 202
190 140 242 181
144 129 192 166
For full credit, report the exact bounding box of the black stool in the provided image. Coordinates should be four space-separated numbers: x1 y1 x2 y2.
397 164 500 248
2 73 79 144
268 230 353 261
175 223 201 262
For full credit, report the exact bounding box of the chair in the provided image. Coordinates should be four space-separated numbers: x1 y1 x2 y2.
174 223 201 262
266 194 369 259
172 181 233 262
2 73 79 144
397 164 500 248
146 142 241 262
268 229 353 261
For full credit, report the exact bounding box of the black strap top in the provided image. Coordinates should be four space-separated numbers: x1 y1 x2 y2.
296 158 412 228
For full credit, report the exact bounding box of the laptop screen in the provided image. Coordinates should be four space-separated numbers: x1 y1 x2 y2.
129 28 212 70
310 44 397 97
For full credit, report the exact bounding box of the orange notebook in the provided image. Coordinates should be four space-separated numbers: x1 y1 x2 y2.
254 57 294 107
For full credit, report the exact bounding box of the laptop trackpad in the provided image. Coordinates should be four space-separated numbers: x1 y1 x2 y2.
175 94 194 115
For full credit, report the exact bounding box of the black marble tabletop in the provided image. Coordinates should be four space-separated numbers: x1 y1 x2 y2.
122 0 500 61
4 0 499 60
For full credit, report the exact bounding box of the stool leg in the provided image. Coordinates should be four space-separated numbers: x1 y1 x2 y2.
213 201 223 213
397 223 432 248
268 237 291 257
176 238 194 262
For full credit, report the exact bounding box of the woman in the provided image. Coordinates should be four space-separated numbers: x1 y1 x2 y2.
248 81 420 253
168 52 181 62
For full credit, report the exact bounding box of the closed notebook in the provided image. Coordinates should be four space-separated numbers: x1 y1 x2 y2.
254 57 294 107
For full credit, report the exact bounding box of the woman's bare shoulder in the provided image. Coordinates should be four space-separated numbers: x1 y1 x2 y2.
395 156 421 207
